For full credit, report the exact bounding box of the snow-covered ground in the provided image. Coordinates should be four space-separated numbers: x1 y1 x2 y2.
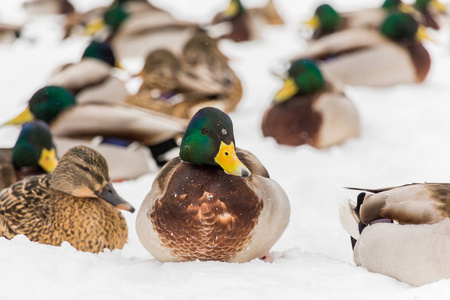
1 0 450 298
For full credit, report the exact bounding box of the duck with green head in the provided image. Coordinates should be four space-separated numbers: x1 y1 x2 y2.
5 85 188 177
305 1 410 40
85 3 197 60
414 0 447 30
262 59 359 148
295 12 431 86
47 40 129 105
212 0 284 42
0 120 59 190
136 107 290 262
0 145 134 253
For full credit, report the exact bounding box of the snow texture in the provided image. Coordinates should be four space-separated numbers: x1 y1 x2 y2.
1 0 450 299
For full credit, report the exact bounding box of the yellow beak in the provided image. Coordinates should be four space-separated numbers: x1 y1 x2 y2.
398 3 416 14
431 0 447 13
304 15 319 30
84 18 106 36
416 25 435 43
38 148 59 173
4 106 34 125
114 60 124 70
214 141 251 178
274 78 299 103
223 0 239 17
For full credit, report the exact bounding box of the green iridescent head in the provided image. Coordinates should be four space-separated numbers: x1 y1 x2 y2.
414 0 432 10
28 86 76 124
180 107 251 177
12 120 59 172
380 12 418 42
222 0 246 18
382 0 403 9
314 4 341 32
274 59 325 103
104 6 129 31
82 41 116 67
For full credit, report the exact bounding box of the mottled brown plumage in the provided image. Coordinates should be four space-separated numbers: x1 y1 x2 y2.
0 146 133 253
127 32 242 119
136 149 290 262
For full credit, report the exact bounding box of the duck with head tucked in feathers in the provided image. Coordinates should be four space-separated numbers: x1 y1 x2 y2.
0 120 58 190
0 145 134 253
127 31 243 119
212 0 284 42
293 12 431 87
136 107 290 262
340 183 450 286
5 86 187 176
262 59 359 148
47 40 129 104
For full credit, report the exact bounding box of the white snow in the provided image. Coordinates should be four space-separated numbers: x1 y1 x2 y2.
1 0 450 299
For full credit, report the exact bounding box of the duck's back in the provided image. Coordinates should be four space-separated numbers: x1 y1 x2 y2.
0 149 15 190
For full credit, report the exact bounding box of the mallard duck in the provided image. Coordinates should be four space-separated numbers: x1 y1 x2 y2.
413 0 447 30
47 41 129 104
0 145 134 253
126 31 243 119
0 120 58 190
262 59 359 148
304 1 405 40
340 183 450 286
0 23 23 44
23 0 74 15
293 12 431 87
85 3 198 60
212 0 284 42
136 107 290 262
5 86 187 170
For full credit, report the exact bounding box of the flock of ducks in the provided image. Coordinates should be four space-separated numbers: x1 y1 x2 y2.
1 0 450 287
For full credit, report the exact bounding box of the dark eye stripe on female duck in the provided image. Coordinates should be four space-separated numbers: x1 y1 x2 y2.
0 120 58 190
305 0 407 40
47 41 129 105
136 107 290 262
262 59 359 148
5 86 187 168
0 145 133 253
294 12 431 87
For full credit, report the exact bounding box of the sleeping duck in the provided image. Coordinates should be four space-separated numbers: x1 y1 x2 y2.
136 107 290 262
340 183 450 286
0 145 134 253
0 120 58 190
5 86 187 173
47 40 129 104
212 0 284 42
304 0 406 40
127 31 243 119
294 12 431 87
262 59 359 148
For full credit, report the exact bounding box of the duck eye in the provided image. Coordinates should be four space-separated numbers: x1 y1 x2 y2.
201 128 208 135
81 166 90 172
225 152 229 156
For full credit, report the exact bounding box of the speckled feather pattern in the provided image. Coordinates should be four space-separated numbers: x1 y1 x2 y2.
0 174 128 253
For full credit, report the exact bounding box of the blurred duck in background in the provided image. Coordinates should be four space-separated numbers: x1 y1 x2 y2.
22 0 75 15
292 12 431 87
127 31 243 119
0 121 58 190
262 59 359 148
4 86 188 180
47 41 129 105
413 0 447 30
304 0 407 40
0 23 23 44
212 0 284 42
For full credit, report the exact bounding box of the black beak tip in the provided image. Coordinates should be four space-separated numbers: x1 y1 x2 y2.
129 206 136 213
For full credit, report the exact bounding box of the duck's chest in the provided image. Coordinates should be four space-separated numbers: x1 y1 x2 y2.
150 163 263 261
